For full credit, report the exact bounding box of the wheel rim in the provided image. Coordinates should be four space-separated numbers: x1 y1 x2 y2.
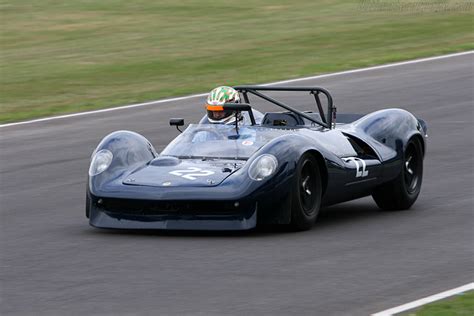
404 145 419 194
299 159 318 215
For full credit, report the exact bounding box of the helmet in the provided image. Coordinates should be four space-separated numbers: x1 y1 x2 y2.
206 86 241 124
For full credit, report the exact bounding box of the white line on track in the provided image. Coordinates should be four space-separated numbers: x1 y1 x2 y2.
1 50 472 129
371 282 474 316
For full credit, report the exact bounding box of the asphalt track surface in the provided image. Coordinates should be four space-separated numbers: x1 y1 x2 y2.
1 54 473 316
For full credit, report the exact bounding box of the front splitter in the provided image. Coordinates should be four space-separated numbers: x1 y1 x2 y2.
89 206 257 231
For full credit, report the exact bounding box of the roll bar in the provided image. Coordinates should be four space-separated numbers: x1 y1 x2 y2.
233 85 336 129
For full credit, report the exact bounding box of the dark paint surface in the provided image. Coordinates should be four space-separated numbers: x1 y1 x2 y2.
88 100 424 230
1 54 473 315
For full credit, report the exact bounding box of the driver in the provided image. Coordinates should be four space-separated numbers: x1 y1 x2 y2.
206 86 243 124
192 86 261 143
204 86 263 125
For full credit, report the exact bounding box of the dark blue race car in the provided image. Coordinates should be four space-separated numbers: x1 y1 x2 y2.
86 86 427 231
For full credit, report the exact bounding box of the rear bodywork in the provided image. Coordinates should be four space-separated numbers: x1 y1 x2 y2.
87 86 427 230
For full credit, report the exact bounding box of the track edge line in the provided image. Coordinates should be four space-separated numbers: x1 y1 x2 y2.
1 50 473 129
371 282 474 316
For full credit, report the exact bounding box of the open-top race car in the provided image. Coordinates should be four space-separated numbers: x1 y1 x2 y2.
86 85 427 231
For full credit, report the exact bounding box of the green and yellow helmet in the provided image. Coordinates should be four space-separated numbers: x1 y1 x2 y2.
206 86 241 124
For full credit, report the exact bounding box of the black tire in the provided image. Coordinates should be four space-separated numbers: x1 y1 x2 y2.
290 153 322 231
372 138 423 210
85 189 91 219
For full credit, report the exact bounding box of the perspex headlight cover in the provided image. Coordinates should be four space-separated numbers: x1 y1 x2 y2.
248 154 278 181
89 149 113 176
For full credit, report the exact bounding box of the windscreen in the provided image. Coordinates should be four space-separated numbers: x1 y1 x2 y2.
161 124 286 159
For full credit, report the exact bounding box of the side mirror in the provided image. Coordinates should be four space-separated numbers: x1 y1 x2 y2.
169 118 184 132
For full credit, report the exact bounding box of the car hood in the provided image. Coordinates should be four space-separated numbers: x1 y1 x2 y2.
122 157 245 188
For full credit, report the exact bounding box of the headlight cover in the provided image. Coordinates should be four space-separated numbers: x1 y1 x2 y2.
89 149 113 176
248 154 278 181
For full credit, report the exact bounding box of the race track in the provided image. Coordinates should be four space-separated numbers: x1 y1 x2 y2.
1 53 473 315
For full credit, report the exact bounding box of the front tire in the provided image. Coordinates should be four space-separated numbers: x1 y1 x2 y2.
85 188 91 218
372 138 423 210
290 153 322 231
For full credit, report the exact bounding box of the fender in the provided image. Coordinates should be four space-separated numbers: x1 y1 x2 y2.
350 108 427 181
89 130 157 195
234 133 345 224
352 108 425 155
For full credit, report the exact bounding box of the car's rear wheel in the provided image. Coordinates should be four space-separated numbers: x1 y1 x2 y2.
372 138 423 210
290 153 322 231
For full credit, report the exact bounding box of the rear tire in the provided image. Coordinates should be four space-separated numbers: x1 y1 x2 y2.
372 138 423 210
290 153 322 231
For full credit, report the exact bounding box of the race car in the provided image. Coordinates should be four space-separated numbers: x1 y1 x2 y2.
86 85 427 231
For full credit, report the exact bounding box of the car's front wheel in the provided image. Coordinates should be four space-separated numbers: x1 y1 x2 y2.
290 153 322 231
85 188 91 218
372 138 423 210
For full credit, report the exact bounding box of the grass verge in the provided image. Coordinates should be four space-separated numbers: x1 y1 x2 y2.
1 0 473 123
401 290 474 316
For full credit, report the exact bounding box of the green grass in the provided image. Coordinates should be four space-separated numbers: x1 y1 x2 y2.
402 290 474 316
1 0 473 123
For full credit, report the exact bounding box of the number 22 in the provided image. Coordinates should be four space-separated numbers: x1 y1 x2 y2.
169 167 215 180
